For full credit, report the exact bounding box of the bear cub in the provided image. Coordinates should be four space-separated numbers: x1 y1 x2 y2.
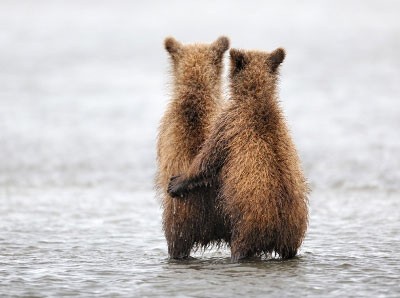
156 36 230 259
168 47 309 262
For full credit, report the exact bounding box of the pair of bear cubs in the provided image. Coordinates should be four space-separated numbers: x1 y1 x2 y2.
156 36 309 263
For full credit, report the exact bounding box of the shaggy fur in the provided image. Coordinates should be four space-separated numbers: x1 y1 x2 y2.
156 36 230 258
168 48 309 262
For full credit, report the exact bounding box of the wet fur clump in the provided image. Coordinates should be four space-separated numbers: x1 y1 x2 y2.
156 36 230 258
168 48 309 262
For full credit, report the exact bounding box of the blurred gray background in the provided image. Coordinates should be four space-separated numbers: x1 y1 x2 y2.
1 1 399 297
1 0 399 191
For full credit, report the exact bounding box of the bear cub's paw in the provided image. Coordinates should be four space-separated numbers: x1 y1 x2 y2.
167 175 187 198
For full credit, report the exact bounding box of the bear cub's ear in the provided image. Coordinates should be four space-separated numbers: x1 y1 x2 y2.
230 48 246 75
164 37 182 58
268 48 286 73
212 36 230 57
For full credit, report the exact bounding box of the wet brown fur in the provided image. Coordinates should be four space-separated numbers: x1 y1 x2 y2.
168 48 309 262
156 36 230 258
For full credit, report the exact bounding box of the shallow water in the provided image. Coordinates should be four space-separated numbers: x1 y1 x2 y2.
1 0 400 297
1 188 399 297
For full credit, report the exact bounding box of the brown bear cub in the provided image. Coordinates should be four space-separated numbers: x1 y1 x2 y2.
156 36 230 259
168 48 309 262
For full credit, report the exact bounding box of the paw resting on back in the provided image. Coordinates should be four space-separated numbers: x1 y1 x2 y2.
167 175 187 198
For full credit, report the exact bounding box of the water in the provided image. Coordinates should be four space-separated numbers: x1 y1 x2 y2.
1 0 399 297
2 189 398 297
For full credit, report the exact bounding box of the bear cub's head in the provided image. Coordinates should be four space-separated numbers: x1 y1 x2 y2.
164 36 230 89
229 48 286 96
